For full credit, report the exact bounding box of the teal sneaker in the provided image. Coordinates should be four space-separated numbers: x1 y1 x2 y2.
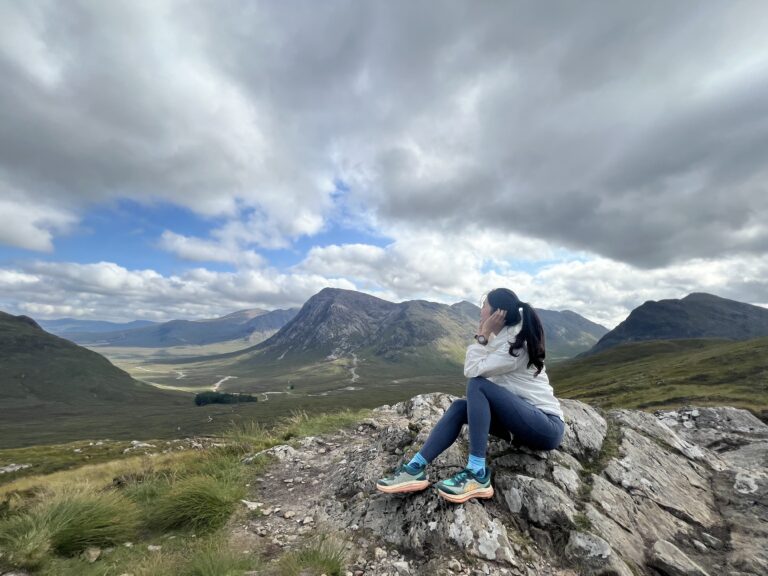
435 467 493 503
376 463 430 494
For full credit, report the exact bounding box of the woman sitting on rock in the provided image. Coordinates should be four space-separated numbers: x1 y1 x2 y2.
376 287 565 503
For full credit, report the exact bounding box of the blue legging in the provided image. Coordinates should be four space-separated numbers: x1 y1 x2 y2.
419 376 565 462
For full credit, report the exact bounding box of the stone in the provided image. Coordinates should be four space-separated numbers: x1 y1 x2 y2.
392 560 410 574
558 399 607 461
564 532 633 576
648 540 710 576
82 546 101 563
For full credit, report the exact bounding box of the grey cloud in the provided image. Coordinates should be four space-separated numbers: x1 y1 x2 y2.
1 1 767 266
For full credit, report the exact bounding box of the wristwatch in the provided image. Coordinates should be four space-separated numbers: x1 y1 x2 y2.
474 334 488 345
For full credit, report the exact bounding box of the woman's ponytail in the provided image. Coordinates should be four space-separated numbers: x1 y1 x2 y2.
516 302 546 376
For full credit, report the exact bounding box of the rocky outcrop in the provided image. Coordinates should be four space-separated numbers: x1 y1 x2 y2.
238 395 768 575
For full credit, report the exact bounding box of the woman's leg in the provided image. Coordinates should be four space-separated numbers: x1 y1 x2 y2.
466 376 564 458
417 399 469 463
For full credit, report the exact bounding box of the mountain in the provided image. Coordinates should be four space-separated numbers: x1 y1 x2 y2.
63 307 299 348
0 310 250 448
38 318 157 335
449 300 608 359
0 311 158 405
163 289 607 397
585 292 768 356
247 289 493 362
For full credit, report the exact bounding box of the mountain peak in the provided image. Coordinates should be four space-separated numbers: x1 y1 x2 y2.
586 292 768 355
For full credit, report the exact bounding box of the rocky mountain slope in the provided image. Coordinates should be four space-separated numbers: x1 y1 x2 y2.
236 393 767 575
58 308 299 348
586 292 768 356
239 288 605 364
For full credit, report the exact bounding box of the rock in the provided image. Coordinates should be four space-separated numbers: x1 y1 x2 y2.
392 560 411 574
240 499 261 511
82 546 101 563
647 539 710 576
496 474 576 528
558 399 607 461
564 532 633 576
147 545 162 552
237 393 767 576
551 464 581 497
0 463 32 474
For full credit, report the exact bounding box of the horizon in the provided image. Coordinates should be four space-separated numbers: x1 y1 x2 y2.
1 2 767 329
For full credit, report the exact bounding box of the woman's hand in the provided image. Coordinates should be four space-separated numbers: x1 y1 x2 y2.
479 309 507 338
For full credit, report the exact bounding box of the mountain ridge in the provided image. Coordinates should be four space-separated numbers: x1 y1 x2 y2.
584 292 768 356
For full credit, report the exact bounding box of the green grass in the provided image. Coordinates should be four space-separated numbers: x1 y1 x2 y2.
145 473 245 534
550 337 768 417
0 486 140 568
0 407 371 574
275 534 347 576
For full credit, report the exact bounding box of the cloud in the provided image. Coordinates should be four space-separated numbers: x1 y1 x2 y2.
0 184 77 251
1 1 767 266
0 260 358 323
158 230 265 268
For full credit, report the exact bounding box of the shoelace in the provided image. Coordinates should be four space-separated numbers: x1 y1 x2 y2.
450 469 473 483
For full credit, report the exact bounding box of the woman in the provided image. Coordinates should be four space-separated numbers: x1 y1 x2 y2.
376 288 565 504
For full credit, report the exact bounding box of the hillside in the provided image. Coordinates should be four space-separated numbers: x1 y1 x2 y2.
0 311 275 449
62 307 298 347
549 336 768 417
586 292 768 355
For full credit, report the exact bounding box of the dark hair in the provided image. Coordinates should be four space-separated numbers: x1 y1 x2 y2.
484 288 546 376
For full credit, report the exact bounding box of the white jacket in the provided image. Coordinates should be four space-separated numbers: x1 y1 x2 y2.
464 320 564 420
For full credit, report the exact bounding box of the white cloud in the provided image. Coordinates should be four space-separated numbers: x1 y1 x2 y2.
0 183 77 251
158 230 265 268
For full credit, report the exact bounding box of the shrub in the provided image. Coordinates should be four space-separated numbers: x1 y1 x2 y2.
146 474 245 533
277 534 347 576
0 486 139 568
185 538 257 576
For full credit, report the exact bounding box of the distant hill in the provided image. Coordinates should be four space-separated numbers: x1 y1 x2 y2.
38 318 158 335
62 308 299 348
549 337 768 418
585 292 768 356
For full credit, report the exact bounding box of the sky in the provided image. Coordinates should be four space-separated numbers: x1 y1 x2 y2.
1 1 767 329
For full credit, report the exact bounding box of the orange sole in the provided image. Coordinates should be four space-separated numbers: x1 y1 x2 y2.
437 486 494 503
376 480 430 494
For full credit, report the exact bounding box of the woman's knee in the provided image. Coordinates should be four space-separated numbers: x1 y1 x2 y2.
448 398 468 413
466 376 487 392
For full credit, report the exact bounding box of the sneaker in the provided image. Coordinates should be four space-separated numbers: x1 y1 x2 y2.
435 467 493 503
375 463 430 494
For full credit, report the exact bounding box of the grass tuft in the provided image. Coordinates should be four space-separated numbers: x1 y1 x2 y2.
276 534 347 576
145 473 245 534
0 485 139 568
